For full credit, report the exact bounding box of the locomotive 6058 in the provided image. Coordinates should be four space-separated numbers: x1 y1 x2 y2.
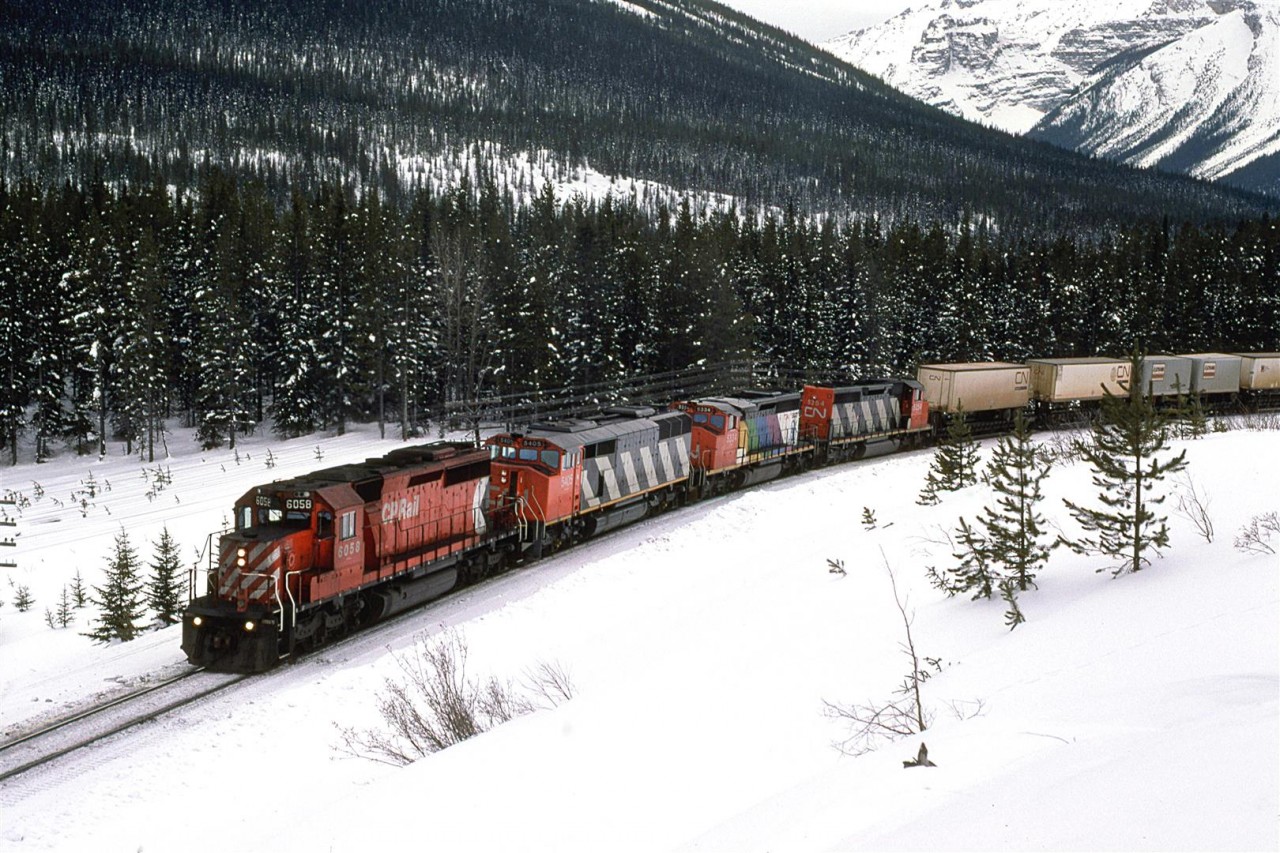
183 442 504 671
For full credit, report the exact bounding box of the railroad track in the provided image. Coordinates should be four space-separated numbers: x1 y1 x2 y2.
0 668 246 782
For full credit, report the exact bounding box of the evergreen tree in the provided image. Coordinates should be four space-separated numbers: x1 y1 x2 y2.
85 528 147 643
1061 353 1189 576
312 182 358 435
980 410 1051 592
70 568 87 608
191 170 255 448
917 404 980 503
64 209 122 458
114 223 171 460
56 584 75 628
271 188 323 437
0 184 31 464
23 187 69 464
146 526 185 625
13 583 33 612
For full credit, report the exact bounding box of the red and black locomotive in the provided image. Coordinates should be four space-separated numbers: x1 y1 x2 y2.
183 442 502 671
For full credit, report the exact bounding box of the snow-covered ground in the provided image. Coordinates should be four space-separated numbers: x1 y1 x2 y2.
0 419 1276 852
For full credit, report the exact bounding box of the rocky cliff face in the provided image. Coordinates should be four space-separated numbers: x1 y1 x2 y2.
1031 3 1280 196
823 0 1278 196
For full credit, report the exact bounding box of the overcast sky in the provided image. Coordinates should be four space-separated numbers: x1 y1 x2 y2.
715 1 914 43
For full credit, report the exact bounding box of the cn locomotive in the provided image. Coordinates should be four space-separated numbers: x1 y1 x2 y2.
182 352 1278 672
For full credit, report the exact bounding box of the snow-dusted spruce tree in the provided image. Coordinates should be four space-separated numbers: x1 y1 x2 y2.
146 526 184 626
85 528 147 643
13 584 34 612
55 585 75 628
113 222 170 462
1061 352 1188 576
70 568 87 608
979 410 1051 593
917 402 979 504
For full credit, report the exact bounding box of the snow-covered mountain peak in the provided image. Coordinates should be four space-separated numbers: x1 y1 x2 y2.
823 0 1278 195
1031 0 1280 190
825 0 1238 133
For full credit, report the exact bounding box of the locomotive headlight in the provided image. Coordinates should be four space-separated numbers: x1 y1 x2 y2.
244 620 256 632
237 557 247 567
237 547 247 558
192 616 203 627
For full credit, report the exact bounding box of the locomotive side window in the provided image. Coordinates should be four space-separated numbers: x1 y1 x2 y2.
340 511 357 540
317 511 333 539
540 450 559 468
238 506 254 531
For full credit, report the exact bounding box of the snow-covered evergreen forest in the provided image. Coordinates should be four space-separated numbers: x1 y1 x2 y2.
1 171 1277 466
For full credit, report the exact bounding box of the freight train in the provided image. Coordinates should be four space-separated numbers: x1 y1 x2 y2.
182 351 1279 672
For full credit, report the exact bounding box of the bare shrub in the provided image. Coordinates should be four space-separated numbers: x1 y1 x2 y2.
337 629 573 766
1240 411 1280 432
947 698 986 721
824 550 943 756
1234 512 1279 556
1173 474 1214 543
1038 424 1090 464
522 660 576 710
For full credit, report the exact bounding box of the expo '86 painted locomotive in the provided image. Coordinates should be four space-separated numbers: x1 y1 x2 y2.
183 351 1277 672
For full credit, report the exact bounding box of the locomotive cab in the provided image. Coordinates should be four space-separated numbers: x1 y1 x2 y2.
183 485 334 672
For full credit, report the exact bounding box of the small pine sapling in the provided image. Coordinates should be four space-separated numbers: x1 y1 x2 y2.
56 585 75 627
14 584 34 612
71 568 87 608
1061 351 1188 576
861 507 877 530
85 528 147 644
1183 393 1208 439
918 403 980 504
146 527 185 625
980 410 1051 593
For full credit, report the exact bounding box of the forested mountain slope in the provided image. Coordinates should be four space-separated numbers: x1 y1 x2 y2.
0 0 1274 232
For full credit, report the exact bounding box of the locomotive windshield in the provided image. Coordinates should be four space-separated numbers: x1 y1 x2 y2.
237 496 313 532
514 447 561 469
692 412 726 433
